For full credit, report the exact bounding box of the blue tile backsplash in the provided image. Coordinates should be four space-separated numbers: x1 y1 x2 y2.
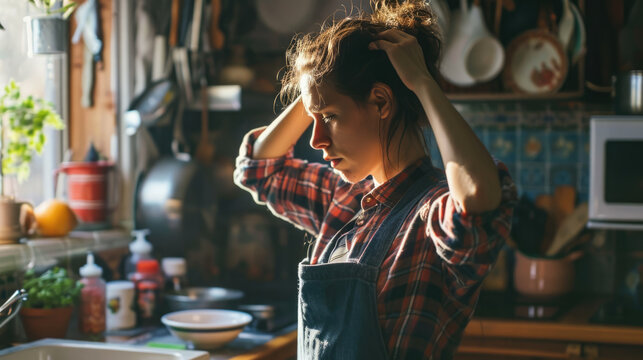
426 103 610 202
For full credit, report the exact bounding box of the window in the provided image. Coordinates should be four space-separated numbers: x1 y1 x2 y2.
0 0 65 206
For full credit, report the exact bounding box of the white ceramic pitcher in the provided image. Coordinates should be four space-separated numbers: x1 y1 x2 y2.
440 0 504 85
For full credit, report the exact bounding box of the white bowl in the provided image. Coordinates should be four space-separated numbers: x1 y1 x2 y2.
161 309 252 349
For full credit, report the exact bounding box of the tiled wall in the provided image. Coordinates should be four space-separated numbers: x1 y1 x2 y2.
426 102 612 203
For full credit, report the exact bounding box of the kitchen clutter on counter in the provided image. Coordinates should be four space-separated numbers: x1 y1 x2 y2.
509 185 591 300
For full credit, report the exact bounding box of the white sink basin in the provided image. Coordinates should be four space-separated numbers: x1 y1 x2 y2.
0 339 209 360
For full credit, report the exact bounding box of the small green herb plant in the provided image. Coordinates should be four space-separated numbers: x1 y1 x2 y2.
28 0 77 18
0 80 65 196
22 267 83 309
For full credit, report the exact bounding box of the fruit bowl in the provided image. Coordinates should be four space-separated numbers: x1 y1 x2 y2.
161 309 252 349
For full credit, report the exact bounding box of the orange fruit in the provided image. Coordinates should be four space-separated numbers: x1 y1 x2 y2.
34 199 78 237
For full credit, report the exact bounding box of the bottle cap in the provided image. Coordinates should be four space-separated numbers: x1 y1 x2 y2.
130 229 152 254
80 253 103 277
162 257 187 277
137 259 160 274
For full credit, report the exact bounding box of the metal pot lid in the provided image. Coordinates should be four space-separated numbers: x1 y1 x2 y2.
165 287 244 302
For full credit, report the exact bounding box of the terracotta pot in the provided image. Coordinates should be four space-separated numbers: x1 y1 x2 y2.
19 306 73 341
513 250 583 300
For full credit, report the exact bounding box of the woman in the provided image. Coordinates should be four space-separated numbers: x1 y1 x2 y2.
234 1 516 359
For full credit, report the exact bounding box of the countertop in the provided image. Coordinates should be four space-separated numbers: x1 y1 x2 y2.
466 294 643 345
7 294 642 359
115 325 297 360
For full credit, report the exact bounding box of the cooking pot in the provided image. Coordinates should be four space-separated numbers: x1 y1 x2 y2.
612 70 643 115
513 249 583 300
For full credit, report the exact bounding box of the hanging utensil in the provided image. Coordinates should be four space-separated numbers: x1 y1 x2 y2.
195 74 215 164
210 0 224 50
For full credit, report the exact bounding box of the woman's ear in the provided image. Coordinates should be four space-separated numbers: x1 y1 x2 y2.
368 82 395 122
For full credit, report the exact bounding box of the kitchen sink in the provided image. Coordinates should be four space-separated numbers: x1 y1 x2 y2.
0 339 209 360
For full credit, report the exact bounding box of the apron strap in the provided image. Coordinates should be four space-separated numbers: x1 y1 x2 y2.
359 172 433 267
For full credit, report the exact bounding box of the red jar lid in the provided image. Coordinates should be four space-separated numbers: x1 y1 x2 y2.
137 280 159 290
137 259 160 274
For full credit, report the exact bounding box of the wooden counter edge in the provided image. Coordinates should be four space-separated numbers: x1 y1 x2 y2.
464 318 643 346
229 330 297 360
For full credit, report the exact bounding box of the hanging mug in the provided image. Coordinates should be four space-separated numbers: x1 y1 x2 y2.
0 199 34 244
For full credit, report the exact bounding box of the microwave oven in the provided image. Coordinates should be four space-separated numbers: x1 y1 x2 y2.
589 116 643 230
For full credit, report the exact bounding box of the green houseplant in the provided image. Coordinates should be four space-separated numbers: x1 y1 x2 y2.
19 267 83 340
0 80 64 244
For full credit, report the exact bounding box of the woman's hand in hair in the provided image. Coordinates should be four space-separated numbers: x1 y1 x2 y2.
368 29 432 93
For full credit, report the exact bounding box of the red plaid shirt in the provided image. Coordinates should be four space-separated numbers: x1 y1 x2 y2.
234 128 517 359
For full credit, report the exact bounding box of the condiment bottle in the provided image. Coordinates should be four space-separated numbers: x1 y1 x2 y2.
123 229 152 280
129 259 164 326
79 253 106 334
161 257 187 292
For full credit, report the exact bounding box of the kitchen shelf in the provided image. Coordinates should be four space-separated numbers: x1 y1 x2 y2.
443 0 586 103
0 229 130 274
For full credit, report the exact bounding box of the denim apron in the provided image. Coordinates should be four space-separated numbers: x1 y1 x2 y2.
298 173 431 360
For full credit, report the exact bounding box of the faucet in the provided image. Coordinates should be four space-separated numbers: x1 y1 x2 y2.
0 289 28 329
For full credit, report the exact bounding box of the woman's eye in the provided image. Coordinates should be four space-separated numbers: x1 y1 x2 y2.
321 114 336 123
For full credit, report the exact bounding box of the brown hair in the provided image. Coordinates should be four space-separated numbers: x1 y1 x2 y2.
279 0 442 167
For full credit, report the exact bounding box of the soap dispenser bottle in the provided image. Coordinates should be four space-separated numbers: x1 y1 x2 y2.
124 229 152 280
79 252 106 335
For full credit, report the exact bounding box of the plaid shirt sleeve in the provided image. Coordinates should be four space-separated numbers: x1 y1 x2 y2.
384 162 516 359
233 127 343 235
422 160 517 291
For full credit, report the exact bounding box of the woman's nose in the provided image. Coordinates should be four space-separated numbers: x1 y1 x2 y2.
310 119 331 149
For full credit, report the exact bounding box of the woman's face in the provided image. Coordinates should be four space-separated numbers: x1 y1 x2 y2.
300 78 385 184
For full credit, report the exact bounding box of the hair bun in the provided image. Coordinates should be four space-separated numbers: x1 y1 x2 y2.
369 0 436 33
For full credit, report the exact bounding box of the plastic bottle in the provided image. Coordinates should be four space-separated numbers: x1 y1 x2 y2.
123 229 152 280
129 259 164 326
161 257 187 292
79 253 106 335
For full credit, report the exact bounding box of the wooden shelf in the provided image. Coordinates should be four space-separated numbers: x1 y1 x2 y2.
443 0 586 103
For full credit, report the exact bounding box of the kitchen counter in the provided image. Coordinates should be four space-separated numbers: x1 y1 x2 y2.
466 293 643 345
117 325 297 360
7 295 642 359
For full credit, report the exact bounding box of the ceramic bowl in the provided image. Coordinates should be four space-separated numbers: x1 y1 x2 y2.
503 30 568 94
161 309 252 349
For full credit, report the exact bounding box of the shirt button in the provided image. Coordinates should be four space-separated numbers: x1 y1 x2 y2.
364 196 372 203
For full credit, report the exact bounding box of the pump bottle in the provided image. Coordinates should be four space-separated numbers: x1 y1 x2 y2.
123 229 152 280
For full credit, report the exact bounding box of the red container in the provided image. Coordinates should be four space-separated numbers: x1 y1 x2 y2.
55 161 117 223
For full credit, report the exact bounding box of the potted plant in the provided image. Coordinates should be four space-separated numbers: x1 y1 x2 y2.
0 80 65 244
19 267 83 340
24 0 76 56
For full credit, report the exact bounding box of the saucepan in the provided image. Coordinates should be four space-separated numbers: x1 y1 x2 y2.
612 70 643 115
587 70 643 115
